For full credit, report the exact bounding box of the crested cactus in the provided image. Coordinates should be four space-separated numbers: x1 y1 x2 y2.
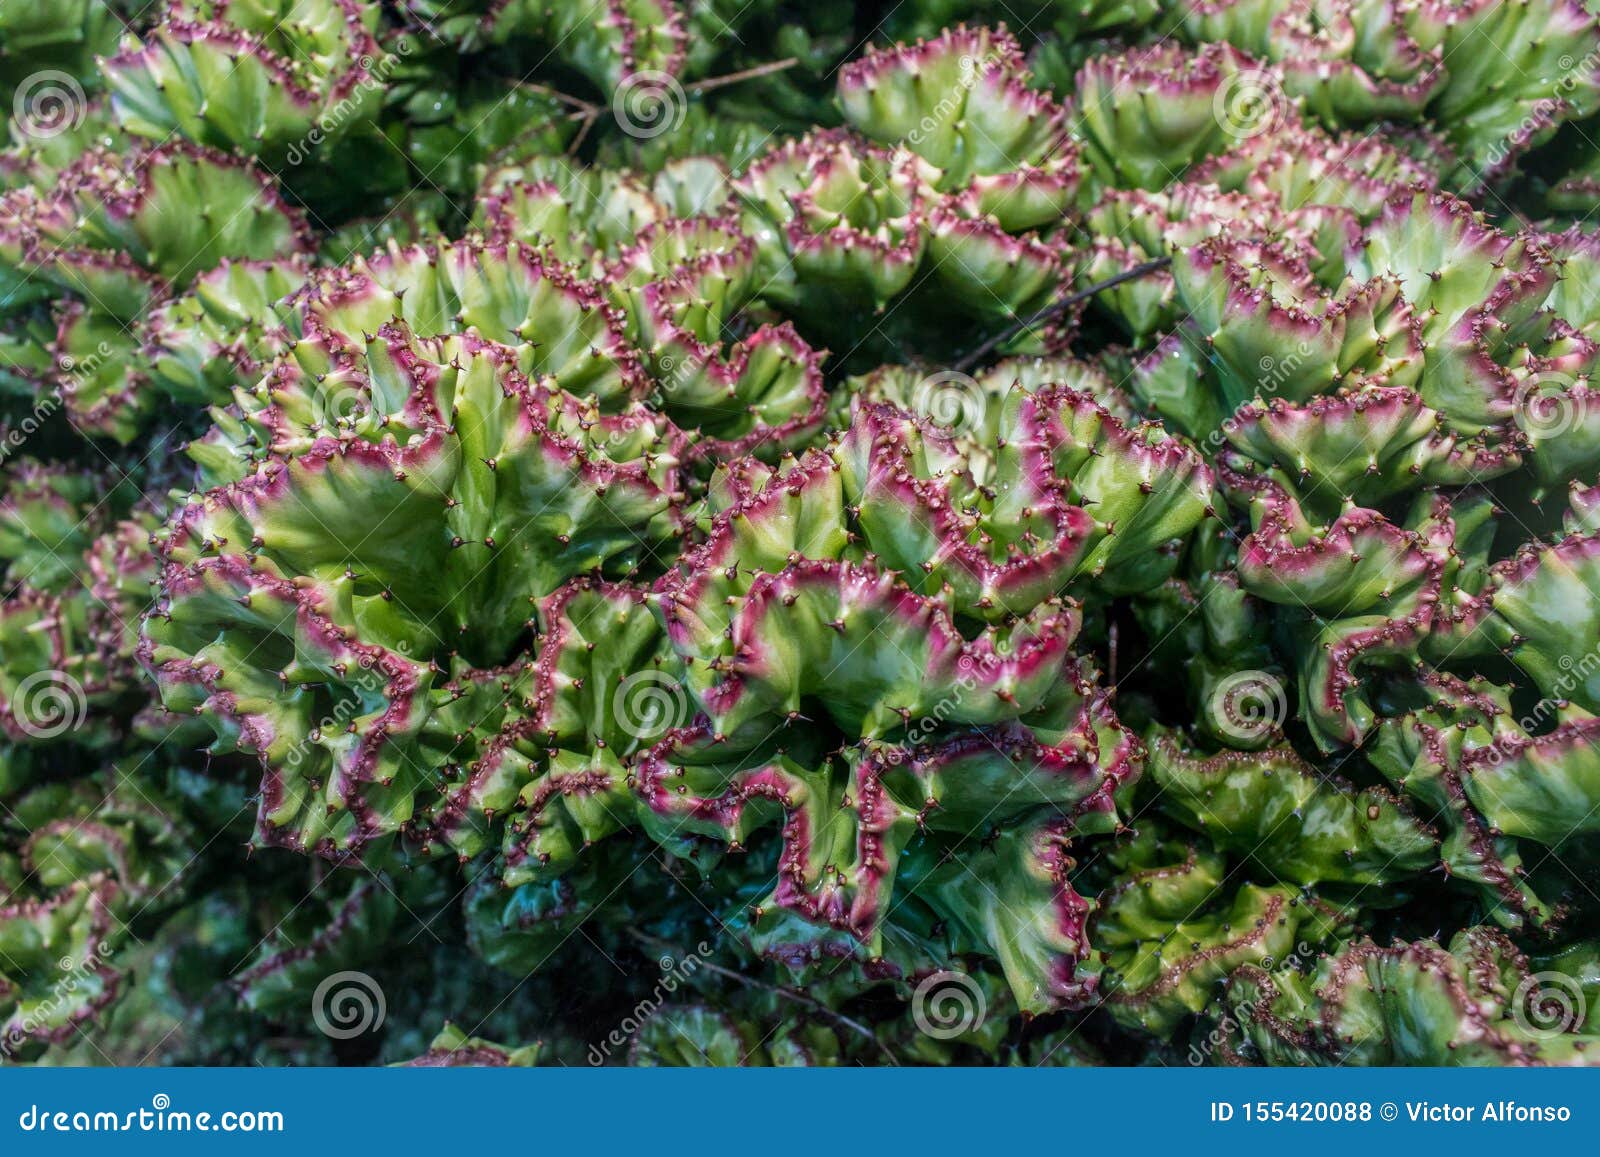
5 3 1600 1070
103 0 387 162
1074 43 1279 191
1082 822 1349 1035
1224 927 1600 1064
141 323 685 857
1 770 191 1060
398 1024 542 1066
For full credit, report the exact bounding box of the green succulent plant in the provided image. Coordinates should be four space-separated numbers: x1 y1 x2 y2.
3 0 1600 1070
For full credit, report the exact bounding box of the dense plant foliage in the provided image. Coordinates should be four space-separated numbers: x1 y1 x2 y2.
5 0 1600 1066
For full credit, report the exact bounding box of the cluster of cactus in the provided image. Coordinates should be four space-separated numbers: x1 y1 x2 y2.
6 1 1600 1068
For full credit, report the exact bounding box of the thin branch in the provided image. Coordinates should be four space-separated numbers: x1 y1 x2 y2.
952 256 1173 374
685 57 800 95
627 929 899 1065
565 110 599 157
505 59 800 159
509 79 599 115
